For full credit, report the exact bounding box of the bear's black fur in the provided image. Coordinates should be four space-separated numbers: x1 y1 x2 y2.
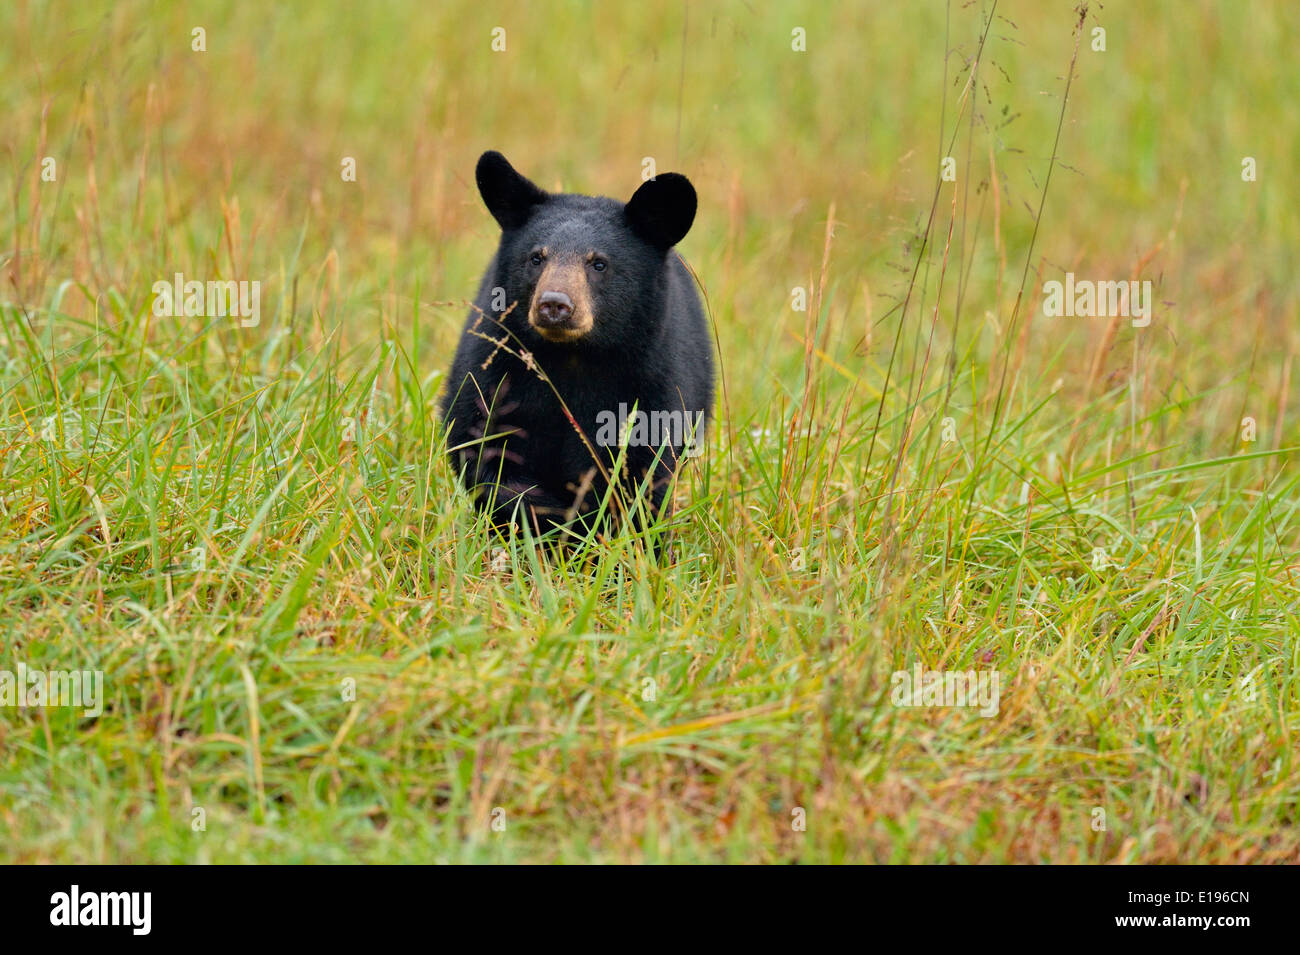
439 151 714 542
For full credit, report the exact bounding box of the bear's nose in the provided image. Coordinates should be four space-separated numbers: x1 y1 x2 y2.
536 290 573 325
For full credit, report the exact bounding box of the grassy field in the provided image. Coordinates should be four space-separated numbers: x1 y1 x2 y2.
2 0 1298 863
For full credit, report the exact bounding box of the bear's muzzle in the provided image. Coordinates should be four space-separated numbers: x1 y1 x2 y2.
528 260 594 341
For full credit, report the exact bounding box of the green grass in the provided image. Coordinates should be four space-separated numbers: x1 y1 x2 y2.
1 0 1298 863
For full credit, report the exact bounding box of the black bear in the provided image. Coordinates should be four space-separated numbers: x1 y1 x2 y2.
439 151 714 544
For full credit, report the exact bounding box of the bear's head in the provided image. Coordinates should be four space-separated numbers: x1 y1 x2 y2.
474 151 697 346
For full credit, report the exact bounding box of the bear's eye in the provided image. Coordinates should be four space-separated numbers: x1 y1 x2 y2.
590 257 607 272
529 252 544 266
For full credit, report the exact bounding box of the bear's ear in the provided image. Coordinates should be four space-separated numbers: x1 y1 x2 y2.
476 151 548 230
624 173 697 251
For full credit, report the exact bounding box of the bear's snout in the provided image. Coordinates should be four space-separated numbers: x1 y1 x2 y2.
535 290 573 326
528 260 594 341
